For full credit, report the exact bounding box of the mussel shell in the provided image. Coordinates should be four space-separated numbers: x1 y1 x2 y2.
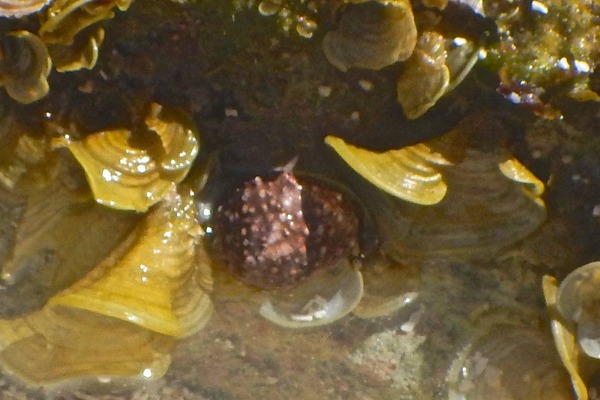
211 171 359 290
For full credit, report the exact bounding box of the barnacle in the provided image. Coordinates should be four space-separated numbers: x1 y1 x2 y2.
0 31 51 104
550 262 600 362
0 187 212 384
352 257 419 319
0 0 51 18
322 0 417 72
325 135 452 205
53 103 200 212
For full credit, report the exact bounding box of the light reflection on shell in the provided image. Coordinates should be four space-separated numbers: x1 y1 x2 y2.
325 135 452 205
0 187 212 385
52 103 200 212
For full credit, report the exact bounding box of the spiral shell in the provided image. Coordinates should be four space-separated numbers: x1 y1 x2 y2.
331 130 546 259
0 31 51 104
322 0 417 72
53 103 200 212
0 0 51 18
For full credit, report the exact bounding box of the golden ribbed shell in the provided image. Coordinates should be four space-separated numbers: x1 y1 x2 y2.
325 135 452 205
377 148 546 259
0 31 51 104
0 307 173 385
330 130 546 259
49 187 213 337
322 0 417 71
39 0 131 45
53 103 200 212
0 0 51 18
448 324 573 400
0 188 212 384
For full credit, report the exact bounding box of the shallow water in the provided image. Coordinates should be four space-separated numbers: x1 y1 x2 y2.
0 1 599 399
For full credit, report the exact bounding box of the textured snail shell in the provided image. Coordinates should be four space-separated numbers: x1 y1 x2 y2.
322 0 417 72
448 324 573 400
53 103 200 212
211 171 359 290
0 31 51 104
0 0 51 18
325 135 452 205
48 187 213 338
